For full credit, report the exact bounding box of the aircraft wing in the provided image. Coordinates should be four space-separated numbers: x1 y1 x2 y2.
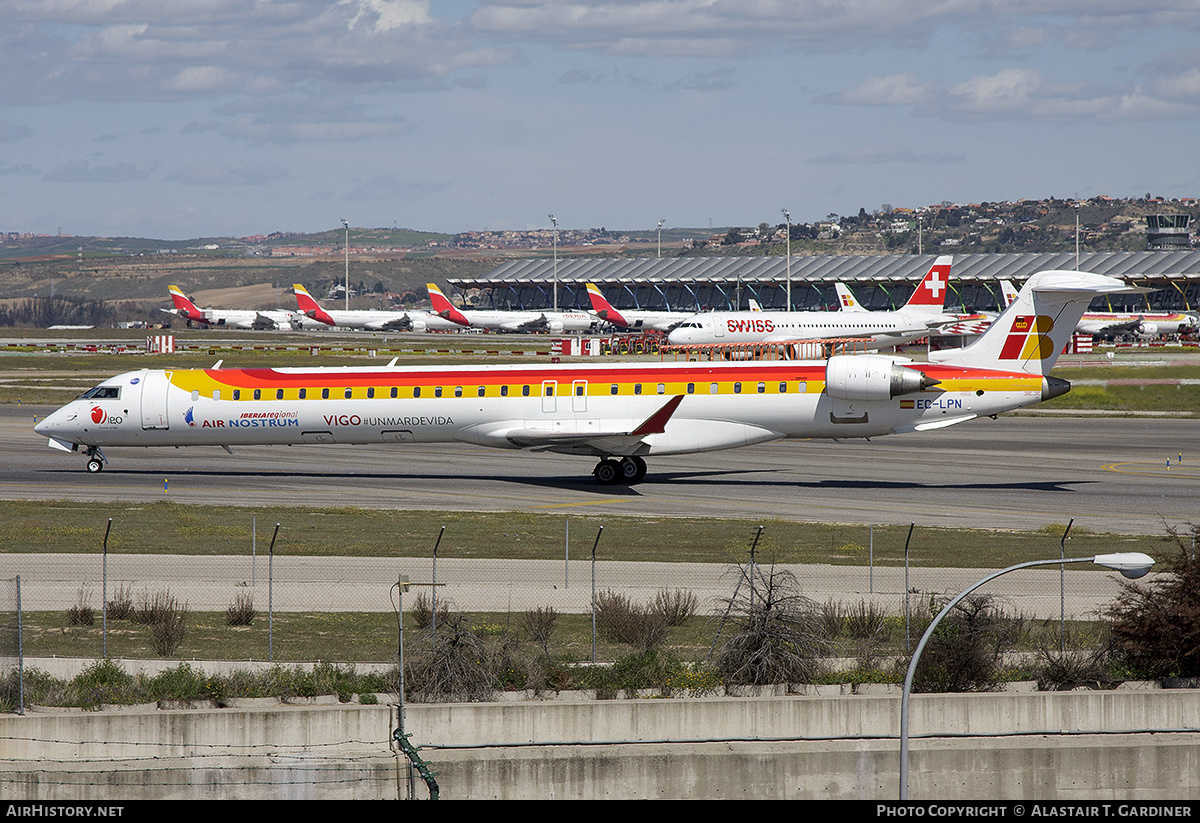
251 312 280 330
365 315 414 331
498 395 684 455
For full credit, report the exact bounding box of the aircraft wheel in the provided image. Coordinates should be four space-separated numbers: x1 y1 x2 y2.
593 459 621 485
619 456 647 484
86 458 104 474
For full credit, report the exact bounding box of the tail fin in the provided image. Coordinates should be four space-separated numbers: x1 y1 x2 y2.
1000 280 1019 308
426 283 470 326
902 255 953 313
748 299 763 312
168 285 209 324
292 284 335 326
835 283 868 312
585 283 630 327
930 270 1138 374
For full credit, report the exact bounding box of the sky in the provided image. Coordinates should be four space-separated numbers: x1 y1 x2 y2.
2 0 1200 240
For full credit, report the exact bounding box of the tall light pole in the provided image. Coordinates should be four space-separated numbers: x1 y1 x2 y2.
657 219 665 259
549 214 558 311
341 218 350 310
899 551 1154 800
782 209 791 310
1075 202 1081 271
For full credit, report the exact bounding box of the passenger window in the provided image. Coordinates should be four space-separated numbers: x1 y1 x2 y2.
779 382 787 393
734 382 742 394
322 388 329 399
435 386 443 398
454 386 463 397
276 389 284 400
214 390 221 401
575 385 584 396
299 389 306 400
710 383 718 394
477 386 485 397
544 385 554 396
191 390 199 402
657 383 665 395
610 384 619 395
522 385 530 397
367 387 375 399
253 389 261 400
233 389 241 400
634 384 642 395
687 383 694 394
757 382 765 394
345 388 353 399
390 387 397 399
501 385 508 397
414 387 421 398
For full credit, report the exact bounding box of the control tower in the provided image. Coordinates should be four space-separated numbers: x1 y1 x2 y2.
1146 214 1192 250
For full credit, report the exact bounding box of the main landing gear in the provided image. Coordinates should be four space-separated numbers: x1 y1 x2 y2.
593 456 647 486
84 446 107 474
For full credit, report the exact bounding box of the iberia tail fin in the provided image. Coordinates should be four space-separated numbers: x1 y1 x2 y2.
426 283 470 326
835 283 868 312
930 270 1139 375
1000 280 1019 308
585 283 630 327
168 285 209 324
292 284 335 326
903 255 953 313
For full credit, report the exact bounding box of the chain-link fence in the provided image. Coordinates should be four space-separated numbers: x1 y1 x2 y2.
1 518 1137 679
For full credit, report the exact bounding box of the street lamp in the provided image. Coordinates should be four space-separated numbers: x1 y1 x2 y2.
549 214 558 311
782 209 791 310
899 551 1154 800
341 218 350 311
657 219 665 259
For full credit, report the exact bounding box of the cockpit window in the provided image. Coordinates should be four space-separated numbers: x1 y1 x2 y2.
80 386 121 400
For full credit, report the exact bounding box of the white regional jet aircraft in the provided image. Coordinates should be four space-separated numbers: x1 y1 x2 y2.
164 285 313 331
667 256 956 349
585 283 694 332
293 284 463 332
428 284 597 333
37 270 1133 484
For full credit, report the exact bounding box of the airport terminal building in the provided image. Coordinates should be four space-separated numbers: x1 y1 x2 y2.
447 251 1200 315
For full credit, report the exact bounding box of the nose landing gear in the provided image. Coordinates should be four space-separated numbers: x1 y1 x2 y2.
84 446 107 474
593 456 647 485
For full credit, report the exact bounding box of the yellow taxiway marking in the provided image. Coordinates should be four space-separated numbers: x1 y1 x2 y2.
1102 462 1200 479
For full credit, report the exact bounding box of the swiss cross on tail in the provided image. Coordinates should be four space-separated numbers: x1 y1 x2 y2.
903 256 953 310
999 315 1056 361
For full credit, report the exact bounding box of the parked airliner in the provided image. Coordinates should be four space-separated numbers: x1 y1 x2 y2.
585 283 694 332
164 286 314 331
36 270 1132 484
667 256 956 349
427 284 598 333
293 284 463 332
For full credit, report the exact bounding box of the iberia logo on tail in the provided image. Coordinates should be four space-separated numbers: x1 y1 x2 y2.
999 315 1056 360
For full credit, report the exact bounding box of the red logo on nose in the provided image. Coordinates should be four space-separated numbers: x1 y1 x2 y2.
90 406 106 424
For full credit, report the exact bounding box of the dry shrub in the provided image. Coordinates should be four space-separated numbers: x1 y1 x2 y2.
522 606 558 655
1105 524 1200 679
653 588 698 627
105 584 134 621
595 590 668 652
411 591 450 630
66 588 94 626
902 593 1010 693
225 591 256 626
714 564 829 686
405 615 493 703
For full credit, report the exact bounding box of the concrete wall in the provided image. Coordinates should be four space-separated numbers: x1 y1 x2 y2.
4 690 1200 800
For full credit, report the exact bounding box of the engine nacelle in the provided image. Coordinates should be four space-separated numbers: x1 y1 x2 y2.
824 355 937 401
544 320 565 334
1136 321 1159 337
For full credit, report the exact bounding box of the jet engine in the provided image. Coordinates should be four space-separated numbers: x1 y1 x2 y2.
824 355 938 402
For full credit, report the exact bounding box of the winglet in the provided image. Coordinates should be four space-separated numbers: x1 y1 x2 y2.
631 394 684 436
426 283 470 326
